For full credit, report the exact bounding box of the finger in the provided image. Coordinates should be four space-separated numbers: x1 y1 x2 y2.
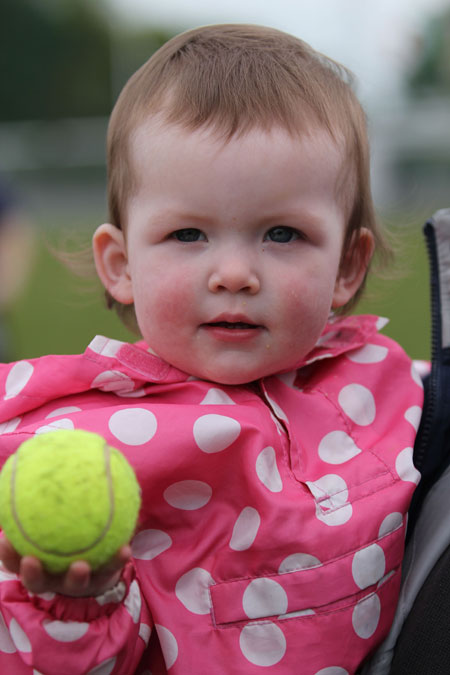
63 561 91 595
0 538 22 574
118 544 132 565
107 545 132 573
88 546 131 583
19 556 46 593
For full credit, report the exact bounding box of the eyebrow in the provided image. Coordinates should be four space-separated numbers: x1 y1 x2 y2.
150 209 213 225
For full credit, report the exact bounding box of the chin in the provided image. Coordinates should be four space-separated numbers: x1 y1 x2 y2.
209 375 256 386
196 365 269 386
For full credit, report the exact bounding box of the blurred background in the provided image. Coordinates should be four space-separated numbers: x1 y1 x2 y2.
1 0 450 361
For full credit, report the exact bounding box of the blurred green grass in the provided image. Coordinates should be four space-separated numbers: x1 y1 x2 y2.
6 219 431 362
357 221 430 360
7 225 136 360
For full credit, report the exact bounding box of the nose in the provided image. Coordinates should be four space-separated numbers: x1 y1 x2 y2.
208 255 261 294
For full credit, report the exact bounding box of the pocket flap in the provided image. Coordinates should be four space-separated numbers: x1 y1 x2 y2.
210 526 404 627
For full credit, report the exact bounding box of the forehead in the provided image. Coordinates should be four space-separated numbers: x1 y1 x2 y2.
129 119 347 187
124 120 351 237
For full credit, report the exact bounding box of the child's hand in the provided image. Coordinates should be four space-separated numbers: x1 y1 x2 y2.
0 536 131 597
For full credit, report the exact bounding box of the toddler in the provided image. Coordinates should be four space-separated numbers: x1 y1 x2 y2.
0 24 423 674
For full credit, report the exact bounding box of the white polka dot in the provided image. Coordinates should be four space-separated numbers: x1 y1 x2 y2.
376 317 389 330
307 475 352 526
315 502 353 526
46 406 81 419
352 544 386 589
175 567 215 615
193 414 241 453
315 668 349 675
4 361 34 399
0 613 16 653
9 619 31 653
278 553 321 574
256 447 283 492
35 591 56 602
87 657 117 675
0 562 18 583
243 578 288 619
318 431 362 464
305 353 333 366
277 371 299 388
352 593 381 639
264 394 288 422
405 406 422 431
270 411 285 435
279 609 315 619
411 362 424 388
240 622 286 667
132 529 172 560
377 571 396 589
338 384 376 426
139 623 152 646
35 418 75 434
412 360 430 379
396 447 421 484
200 388 236 405
91 370 136 394
307 474 349 506
347 344 388 364
229 507 261 551
116 388 147 398
95 581 126 606
315 330 338 347
124 580 141 623
88 336 123 357
164 480 212 510
379 512 403 538
109 408 157 446
43 619 89 642
0 417 21 435
155 624 178 669
88 336 108 354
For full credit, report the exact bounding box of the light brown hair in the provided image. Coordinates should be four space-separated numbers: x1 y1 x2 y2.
105 23 390 324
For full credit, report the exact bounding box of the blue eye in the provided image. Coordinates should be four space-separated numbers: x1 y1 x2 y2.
172 228 206 242
265 226 300 243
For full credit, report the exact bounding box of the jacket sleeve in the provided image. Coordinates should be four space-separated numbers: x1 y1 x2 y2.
0 560 153 674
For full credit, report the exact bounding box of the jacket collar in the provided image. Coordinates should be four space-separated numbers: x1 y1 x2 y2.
93 314 386 380
0 315 385 423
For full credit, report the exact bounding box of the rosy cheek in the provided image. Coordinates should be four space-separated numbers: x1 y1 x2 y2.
140 270 196 324
277 274 330 332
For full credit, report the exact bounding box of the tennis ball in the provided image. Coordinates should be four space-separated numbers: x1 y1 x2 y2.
0 429 141 574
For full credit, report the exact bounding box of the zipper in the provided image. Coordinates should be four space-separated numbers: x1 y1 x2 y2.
413 220 440 472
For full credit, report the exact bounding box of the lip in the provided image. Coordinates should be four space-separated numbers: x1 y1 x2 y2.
201 314 264 342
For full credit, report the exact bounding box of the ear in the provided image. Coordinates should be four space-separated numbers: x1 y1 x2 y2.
332 228 375 308
92 223 134 305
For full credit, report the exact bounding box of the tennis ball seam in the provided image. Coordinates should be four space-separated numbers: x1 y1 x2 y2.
10 440 115 558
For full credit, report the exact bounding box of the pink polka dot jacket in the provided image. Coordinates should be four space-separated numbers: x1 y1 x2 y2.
0 315 423 674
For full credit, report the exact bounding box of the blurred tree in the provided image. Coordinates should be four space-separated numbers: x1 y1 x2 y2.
1 0 110 120
408 7 450 97
108 27 176 103
0 0 173 121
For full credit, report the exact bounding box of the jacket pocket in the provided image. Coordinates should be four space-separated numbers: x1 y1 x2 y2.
210 525 404 628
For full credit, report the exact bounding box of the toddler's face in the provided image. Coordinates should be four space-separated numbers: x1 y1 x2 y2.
94 122 370 384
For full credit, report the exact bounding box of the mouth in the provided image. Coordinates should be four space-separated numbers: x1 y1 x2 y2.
206 321 260 330
201 316 264 341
